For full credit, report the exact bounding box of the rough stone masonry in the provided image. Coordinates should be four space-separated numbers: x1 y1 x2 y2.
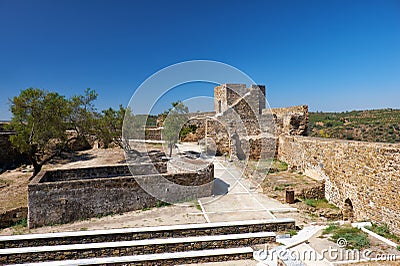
278 135 400 234
28 163 214 228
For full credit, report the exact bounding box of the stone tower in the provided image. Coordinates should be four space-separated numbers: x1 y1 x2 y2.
214 84 266 115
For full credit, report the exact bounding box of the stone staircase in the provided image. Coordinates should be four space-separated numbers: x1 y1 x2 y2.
0 218 295 265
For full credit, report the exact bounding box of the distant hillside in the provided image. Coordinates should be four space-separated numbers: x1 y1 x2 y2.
309 109 400 143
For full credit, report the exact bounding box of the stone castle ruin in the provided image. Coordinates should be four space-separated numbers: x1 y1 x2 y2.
153 84 308 160
26 83 400 235
152 83 400 234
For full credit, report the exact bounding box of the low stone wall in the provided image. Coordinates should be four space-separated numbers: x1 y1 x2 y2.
1 219 294 249
1 234 274 264
143 251 253 265
0 207 27 229
28 163 213 228
145 127 161 140
278 135 400 234
1 252 254 265
296 181 325 200
38 163 167 182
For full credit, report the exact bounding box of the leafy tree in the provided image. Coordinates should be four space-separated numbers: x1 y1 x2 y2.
162 102 189 157
8 88 71 177
96 105 140 155
68 88 98 144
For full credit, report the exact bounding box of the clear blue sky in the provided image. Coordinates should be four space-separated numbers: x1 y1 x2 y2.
1 0 399 119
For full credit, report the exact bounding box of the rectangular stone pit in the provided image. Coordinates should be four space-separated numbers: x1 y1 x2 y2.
28 163 214 228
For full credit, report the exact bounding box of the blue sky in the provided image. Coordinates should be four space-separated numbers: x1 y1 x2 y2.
1 0 399 119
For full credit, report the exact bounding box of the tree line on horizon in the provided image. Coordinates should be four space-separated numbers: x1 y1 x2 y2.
309 109 400 143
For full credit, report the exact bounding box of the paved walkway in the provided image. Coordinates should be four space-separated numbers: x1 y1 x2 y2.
197 157 295 223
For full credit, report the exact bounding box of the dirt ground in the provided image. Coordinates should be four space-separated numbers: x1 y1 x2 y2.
0 202 206 235
0 148 127 213
0 170 30 213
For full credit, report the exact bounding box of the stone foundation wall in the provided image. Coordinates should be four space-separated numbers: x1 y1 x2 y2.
278 135 400 234
145 127 161 140
28 164 213 228
0 219 295 249
1 236 273 264
38 163 167 182
0 207 27 229
296 181 325 200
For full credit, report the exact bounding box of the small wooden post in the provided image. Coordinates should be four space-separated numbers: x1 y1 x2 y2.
286 190 295 204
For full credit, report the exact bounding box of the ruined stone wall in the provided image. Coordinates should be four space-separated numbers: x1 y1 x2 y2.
1 235 273 264
214 85 228 114
145 128 162 140
39 163 167 182
0 219 295 249
278 135 400 234
0 132 28 170
0 207 27 229
271 105 308 136
28 164 214 228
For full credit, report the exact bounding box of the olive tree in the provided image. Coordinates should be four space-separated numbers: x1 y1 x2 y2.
162 102 189 157
9 88 71 177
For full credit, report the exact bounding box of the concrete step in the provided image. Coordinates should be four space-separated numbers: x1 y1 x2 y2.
7 247 254 266
0 232 275 264
0 218 295 248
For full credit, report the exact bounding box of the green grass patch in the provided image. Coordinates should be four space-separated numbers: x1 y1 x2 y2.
366 223 400 244
12 218 27 228
270 160 288 173
323 223 339 234
302 198 339 210
156 201 171 208
273 185 285 191
323 224 370 250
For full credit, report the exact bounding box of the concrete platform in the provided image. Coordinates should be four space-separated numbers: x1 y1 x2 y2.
199 158 296 223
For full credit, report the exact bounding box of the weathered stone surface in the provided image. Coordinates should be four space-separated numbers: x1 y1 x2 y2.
0 220 295 249
271 105 308 136
141 85 307 160
278 135 400 234
296 181 325 200
0 235 275 264
0 207 27 229
28 163 214 228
